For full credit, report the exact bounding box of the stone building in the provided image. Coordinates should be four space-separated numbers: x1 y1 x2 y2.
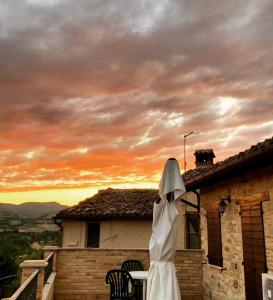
54 188 200 250
52 136 273 299
183 137 273 300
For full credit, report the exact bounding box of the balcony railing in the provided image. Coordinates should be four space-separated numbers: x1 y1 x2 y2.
44 252 54 285
3 269 39 300
0 274 18 299
2 252 55 300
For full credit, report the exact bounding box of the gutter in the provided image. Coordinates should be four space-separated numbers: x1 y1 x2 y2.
52 214 153 221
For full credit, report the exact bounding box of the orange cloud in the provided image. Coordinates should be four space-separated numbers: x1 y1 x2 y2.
0 0 273 204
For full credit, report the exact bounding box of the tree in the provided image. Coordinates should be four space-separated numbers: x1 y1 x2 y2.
0 240 18 278
0 241 18 298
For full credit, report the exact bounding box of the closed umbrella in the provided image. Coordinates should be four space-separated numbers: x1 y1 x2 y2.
147 158 186 300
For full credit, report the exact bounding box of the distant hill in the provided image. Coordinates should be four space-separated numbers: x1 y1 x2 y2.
0 202 69 218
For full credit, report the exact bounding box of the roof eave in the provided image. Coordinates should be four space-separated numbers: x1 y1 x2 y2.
185 145 273 190
53 214 153 221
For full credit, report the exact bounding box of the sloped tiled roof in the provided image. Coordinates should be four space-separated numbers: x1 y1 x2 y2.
183 136 273 189
55 137 273 220
54 188 159 220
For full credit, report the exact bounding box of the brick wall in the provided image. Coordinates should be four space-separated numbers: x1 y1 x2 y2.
44 247 203 300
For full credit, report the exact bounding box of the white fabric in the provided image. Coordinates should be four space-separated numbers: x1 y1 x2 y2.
147 158 186 300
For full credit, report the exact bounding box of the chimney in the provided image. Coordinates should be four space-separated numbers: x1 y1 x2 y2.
194 149 215 168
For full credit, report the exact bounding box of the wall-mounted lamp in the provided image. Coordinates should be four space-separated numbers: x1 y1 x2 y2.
218 195 231 215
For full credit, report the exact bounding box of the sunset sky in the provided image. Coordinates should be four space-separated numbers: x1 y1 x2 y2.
0 0 273 205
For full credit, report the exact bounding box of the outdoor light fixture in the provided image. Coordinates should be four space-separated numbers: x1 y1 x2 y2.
218 195 231 215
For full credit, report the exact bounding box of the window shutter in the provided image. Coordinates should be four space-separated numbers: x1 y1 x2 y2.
207 207 223 267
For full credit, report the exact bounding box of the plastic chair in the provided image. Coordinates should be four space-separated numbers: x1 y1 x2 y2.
121 260 144 300
105 269 136 300
121 260 144 272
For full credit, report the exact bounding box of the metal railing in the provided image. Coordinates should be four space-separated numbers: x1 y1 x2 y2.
2 252 55 299
44 252 54 285
5 269 39 300
0 274 18 299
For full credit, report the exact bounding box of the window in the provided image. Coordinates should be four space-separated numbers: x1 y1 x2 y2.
207 207 223 267
87 223 100 248
186 212 201 249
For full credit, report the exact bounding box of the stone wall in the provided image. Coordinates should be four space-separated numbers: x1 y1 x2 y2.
200 166 273 300
44 247 203 300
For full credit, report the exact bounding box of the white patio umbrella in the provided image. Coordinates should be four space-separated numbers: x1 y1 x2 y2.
147 158 186 300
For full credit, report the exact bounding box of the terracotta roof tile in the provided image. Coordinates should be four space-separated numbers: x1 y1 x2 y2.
54 188 159 220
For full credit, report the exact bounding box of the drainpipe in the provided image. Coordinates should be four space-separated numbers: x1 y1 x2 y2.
53 218 63 247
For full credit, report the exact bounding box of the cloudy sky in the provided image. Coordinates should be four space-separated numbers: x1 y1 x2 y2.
0 0 273 205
